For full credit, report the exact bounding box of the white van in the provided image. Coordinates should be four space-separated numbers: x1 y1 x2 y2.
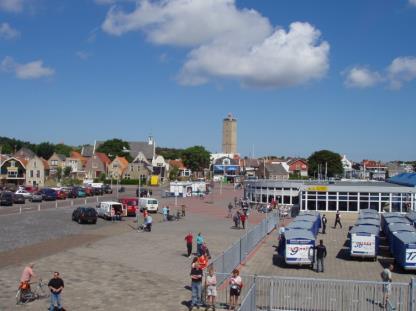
97 201 124 220
139 198 159 213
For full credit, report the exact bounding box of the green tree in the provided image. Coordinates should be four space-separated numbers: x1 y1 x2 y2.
308 150 343 178
64 166 72 177
96 138 132 161
181 146 210 173
169 165 180 180
156 147 184 160
99 172 106 182
36 142 55 159
56 167 63 180
54 143 73 157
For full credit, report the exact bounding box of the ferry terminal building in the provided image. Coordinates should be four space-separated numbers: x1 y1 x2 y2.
244 179 416 213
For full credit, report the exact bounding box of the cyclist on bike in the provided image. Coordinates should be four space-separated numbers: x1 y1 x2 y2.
20 263 36 291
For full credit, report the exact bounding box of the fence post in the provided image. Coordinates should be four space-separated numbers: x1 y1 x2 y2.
410 278 416 311
71 200 74 207
55 201 58 208
268 278 273 311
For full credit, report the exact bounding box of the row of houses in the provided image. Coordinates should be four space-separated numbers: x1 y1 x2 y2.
0 138 172 187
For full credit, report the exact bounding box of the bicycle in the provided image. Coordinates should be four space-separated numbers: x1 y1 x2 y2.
16 279 50 305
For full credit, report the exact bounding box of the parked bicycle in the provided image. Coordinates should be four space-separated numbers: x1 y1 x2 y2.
16 278 49 305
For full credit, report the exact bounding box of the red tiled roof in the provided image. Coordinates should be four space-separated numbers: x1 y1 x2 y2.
169 159 186 170
96 152 111 165
41 158 50 170
115 156 129 169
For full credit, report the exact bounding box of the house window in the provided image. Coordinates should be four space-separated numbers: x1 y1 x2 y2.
10 161 15 167
51 160 58 166
36 170 40 178
30 170 34 178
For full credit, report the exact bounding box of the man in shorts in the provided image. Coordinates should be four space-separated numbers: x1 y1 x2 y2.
206 266 217 310
381 264 393 308
20 263 36 292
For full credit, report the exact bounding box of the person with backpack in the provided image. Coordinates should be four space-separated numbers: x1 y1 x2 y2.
229 269 242 310
233 211 240 229
196 233 204 257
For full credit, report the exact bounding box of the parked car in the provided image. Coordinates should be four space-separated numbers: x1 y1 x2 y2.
97 201 123 220
102 184 113 194
24 186 38 193
93 187 103 196
0 191 13 206
30 192 43 202
55 189 68 200
119 198 138 216
139 197 159 213
136 188 152 197
84 186 94 196
13 194 25 204
72 206 98 224
15 189 33 200
38 188 57 201
67 187 86 198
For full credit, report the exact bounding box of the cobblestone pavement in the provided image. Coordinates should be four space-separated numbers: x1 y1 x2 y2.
241 213 416 283
0 185 259 310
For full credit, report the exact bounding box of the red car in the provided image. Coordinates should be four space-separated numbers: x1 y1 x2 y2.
24 186 38 193
119 198 138 216
84 187 94 196
55 190 67 200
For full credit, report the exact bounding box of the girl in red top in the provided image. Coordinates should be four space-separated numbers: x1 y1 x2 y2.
240 213 247 229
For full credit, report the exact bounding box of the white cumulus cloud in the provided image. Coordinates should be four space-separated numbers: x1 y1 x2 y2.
76 51 91 60
0 0 23 12
0 22 20 39
387 57 416 89
1 56 55 79
101 0 330 88
344 67 382 88
344 56 416 90
410 0 416 6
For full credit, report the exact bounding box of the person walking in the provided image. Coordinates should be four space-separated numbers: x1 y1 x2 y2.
321 214 327 234
334 210 342 228
240 212 246 229
162 206 168 222
196 233 204 257
233 211 240 229
229 269 242 310
315 240 327 273
19 263 36 293
227 202 233 218
381 264 393 309
190 258 203 310
48 271 64 311
185 232 193 258
181 204 186 217
205 266 217 311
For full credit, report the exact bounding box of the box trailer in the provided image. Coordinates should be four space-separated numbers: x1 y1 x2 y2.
390 231 416 270
349 225 380 260
278 229 316 268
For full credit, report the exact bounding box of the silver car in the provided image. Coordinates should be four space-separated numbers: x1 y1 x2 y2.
30 192 43 202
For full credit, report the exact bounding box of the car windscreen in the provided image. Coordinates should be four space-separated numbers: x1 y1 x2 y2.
126 200 137 206
149 200 158 205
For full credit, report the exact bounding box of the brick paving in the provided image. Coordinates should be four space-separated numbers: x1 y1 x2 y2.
241 212 415 283
0 185 261 311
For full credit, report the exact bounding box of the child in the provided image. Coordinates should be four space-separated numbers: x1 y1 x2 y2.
205 266 217 311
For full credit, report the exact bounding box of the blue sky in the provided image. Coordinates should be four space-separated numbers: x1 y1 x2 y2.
0 0 415 161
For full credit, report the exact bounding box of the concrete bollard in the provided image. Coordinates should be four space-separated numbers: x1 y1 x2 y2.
56 201 58 208
38 204 40 211
96 197 99 203
85 199 87 205
20 207 22 214
71 200 74 207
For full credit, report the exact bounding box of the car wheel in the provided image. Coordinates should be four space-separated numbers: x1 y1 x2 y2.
78 218 82 224
92 220 97 224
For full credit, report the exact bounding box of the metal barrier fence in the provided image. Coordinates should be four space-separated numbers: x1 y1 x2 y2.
210 211 279 285
232 274 416 311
